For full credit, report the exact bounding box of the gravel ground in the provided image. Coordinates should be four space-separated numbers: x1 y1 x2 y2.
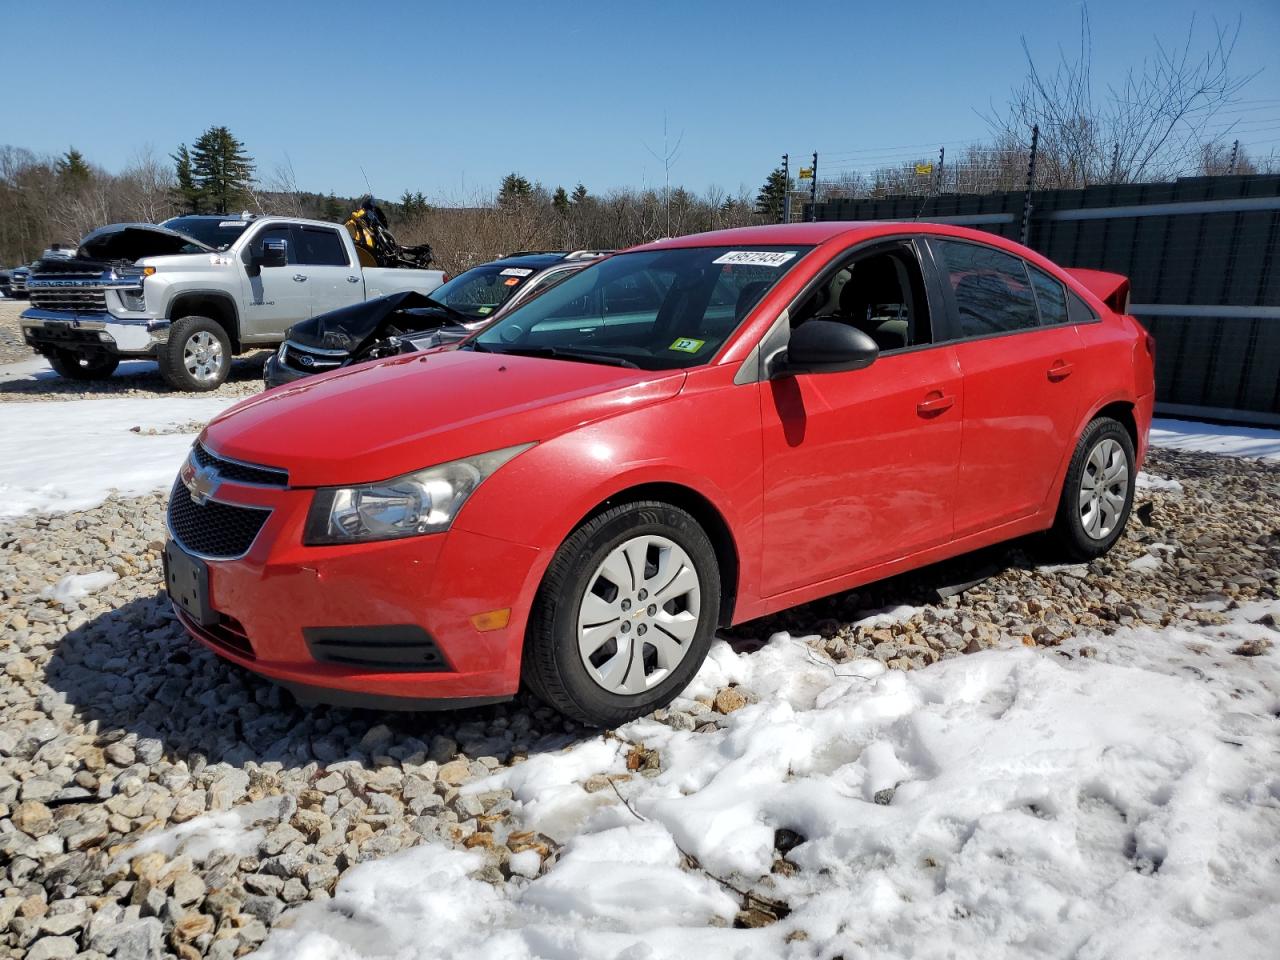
0 301 268 403
1 444 1277 958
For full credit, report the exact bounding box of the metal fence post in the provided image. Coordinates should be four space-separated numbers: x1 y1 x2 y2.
1020 125 1039 246
781 153 791 224
808 152 818 222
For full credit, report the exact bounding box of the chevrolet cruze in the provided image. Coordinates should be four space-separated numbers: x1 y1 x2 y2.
163 222 1154 727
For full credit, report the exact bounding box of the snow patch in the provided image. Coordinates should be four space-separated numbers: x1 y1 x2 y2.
1136 471 1184 492
0 396 236 517
1150 417 1280 460
40 570 118 603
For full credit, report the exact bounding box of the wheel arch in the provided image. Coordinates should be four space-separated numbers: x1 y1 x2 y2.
168 291 241 352
572 482 741 627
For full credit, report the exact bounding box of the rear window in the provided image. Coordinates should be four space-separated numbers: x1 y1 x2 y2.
934 239 1039 338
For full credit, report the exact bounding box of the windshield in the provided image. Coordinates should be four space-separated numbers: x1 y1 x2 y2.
426 262 547 320
161 216 253 251
471 245 812 370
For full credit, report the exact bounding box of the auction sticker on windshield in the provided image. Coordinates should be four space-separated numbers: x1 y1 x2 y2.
669 337 705 353
500 268 534 277
712 250 797 267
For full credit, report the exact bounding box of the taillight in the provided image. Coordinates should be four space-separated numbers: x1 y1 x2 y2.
441 274 450 283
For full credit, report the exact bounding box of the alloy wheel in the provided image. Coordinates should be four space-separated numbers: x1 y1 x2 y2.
1078 437 1128 540
184 331 224 384
576 534 701 695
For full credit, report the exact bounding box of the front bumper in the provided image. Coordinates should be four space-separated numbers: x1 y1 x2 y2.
166 475 546 707
263 352 313 389
21 309 170 356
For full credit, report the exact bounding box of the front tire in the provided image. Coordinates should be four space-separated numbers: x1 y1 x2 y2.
1050 417 1136 561
523 501 721 727
47 349 119 381
158 316 232 392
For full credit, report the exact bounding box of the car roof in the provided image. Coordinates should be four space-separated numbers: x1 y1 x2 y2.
626 221 1031 255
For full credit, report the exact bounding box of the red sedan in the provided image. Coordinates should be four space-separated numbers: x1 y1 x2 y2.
164 222 1154 726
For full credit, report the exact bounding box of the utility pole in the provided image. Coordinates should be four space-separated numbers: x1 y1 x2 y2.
781 153 791 224
1109 142 1120 183
1228 140 1240 175
808 151 818 222
1020 125 1039 246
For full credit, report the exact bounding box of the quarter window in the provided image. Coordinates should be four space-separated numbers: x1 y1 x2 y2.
296 227 350 266
934 239 1039 338
1028 265 1069 325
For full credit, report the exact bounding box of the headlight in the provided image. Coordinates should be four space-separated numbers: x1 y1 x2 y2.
119 288 146 311
302 443 535 545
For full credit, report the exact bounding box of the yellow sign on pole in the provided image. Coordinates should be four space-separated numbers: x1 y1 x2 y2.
915 162 935 176
798 168 813 179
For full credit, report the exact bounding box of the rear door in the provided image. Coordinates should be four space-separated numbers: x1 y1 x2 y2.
926 238 1084 537
293 225 364 316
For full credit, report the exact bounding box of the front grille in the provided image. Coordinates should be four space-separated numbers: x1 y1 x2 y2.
167 479 270 559
304 625 451 672
283 341 346 373
29 287 108 312
193 442 288 487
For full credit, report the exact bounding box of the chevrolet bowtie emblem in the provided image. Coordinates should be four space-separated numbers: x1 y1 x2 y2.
182 460 221 506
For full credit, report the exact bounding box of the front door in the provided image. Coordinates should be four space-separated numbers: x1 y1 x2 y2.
760 240 963 596
240 224 307 339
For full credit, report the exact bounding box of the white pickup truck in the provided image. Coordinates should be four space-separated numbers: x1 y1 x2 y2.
19 215 444 390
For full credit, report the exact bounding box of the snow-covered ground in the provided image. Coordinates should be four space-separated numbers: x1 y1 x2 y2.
1150 418 1280 461
0 395 237 517
140 602 1278 960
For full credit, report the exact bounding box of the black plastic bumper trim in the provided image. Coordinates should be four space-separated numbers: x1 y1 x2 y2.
303 624 452 672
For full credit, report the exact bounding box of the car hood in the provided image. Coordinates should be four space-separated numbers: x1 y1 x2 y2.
202 348 686 486
288 291 458 354
77 222 215 261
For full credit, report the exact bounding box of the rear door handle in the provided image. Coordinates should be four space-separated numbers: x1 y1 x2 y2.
1047 360 1074 381
916 392 956 415
292 274 308 283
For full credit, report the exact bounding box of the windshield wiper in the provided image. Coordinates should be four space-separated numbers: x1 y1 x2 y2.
480 344 639 368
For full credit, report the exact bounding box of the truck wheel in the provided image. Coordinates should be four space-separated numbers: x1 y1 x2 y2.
1050 417 1136 561
159 316 232 391
47 349 120 381
523 500 721 728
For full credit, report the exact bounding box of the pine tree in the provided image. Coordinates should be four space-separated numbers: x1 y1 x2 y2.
321 192 343 222
755 167 792 222
56 148 91 185
552 186 570 214
498 172 533 207
171 144 202 214
189 126 255 215
571 183 589 205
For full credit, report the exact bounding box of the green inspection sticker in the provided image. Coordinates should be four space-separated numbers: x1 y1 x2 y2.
669 337 705 353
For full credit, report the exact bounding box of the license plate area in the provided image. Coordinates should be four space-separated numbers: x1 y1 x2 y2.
163 540 216 627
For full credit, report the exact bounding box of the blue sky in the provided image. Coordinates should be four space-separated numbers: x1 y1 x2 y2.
7 0 1279 201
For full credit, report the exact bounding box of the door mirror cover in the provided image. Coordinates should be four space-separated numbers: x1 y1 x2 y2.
771 319 879 377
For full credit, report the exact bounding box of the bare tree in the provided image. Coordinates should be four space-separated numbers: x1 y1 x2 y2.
986 6 1256 186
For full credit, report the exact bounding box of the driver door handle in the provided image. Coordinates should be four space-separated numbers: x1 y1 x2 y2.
292 274 308 283
916 392 956 416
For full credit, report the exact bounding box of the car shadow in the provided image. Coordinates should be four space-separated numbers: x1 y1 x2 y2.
43 588 591 771
722 534 1051 645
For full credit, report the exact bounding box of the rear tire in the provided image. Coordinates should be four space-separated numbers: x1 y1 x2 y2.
47 349 119 381
1050 417 1136 561
523 500 721 728
159 316 232 392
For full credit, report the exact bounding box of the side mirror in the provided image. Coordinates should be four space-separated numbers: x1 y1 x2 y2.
260 238 289 269
769 319 879 378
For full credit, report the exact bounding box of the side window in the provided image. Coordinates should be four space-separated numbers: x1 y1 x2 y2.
252 226 297 264
790 243 932 352
296 227 350 266
603 272 667 315
1067 289 1099 325
934 239 1039 338
1028 265 1069 325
